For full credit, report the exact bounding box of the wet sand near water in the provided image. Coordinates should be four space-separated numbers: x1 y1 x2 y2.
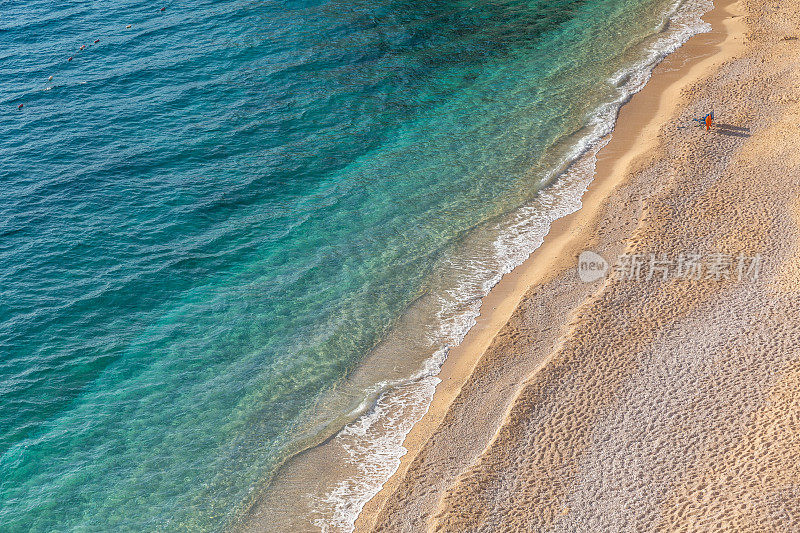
357 0 800 529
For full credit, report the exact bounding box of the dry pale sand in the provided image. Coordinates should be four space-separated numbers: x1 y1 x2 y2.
355 0 800 530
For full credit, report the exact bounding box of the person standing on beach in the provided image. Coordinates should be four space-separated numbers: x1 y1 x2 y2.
704 111 714 131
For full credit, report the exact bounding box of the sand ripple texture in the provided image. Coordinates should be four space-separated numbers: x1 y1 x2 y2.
364 0 800 530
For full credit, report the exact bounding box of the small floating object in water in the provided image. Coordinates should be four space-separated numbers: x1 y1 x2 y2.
68 56 73 61
94 39 100 43
80 45 85 50
48 75 53 81
160 7 166 11
126 24 132 28
18 103 23 109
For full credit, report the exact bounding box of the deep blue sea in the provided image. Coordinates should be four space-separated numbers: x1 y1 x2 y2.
1 0 709 530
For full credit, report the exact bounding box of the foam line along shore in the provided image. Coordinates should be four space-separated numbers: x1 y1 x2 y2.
355 0 800 529
237 0 721 530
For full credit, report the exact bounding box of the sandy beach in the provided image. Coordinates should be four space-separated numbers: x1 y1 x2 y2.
354 0 800 529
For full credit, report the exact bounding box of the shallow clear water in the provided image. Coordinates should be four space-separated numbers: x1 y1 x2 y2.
0 0 707 530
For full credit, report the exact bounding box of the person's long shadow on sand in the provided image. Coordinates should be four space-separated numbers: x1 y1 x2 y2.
714 122 751 137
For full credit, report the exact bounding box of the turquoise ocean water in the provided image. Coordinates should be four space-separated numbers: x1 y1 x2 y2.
1 0 709 530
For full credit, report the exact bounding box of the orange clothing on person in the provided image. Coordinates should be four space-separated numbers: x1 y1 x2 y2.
705 114 712 131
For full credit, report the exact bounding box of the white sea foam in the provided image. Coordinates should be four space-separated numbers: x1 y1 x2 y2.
311 0 712 530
